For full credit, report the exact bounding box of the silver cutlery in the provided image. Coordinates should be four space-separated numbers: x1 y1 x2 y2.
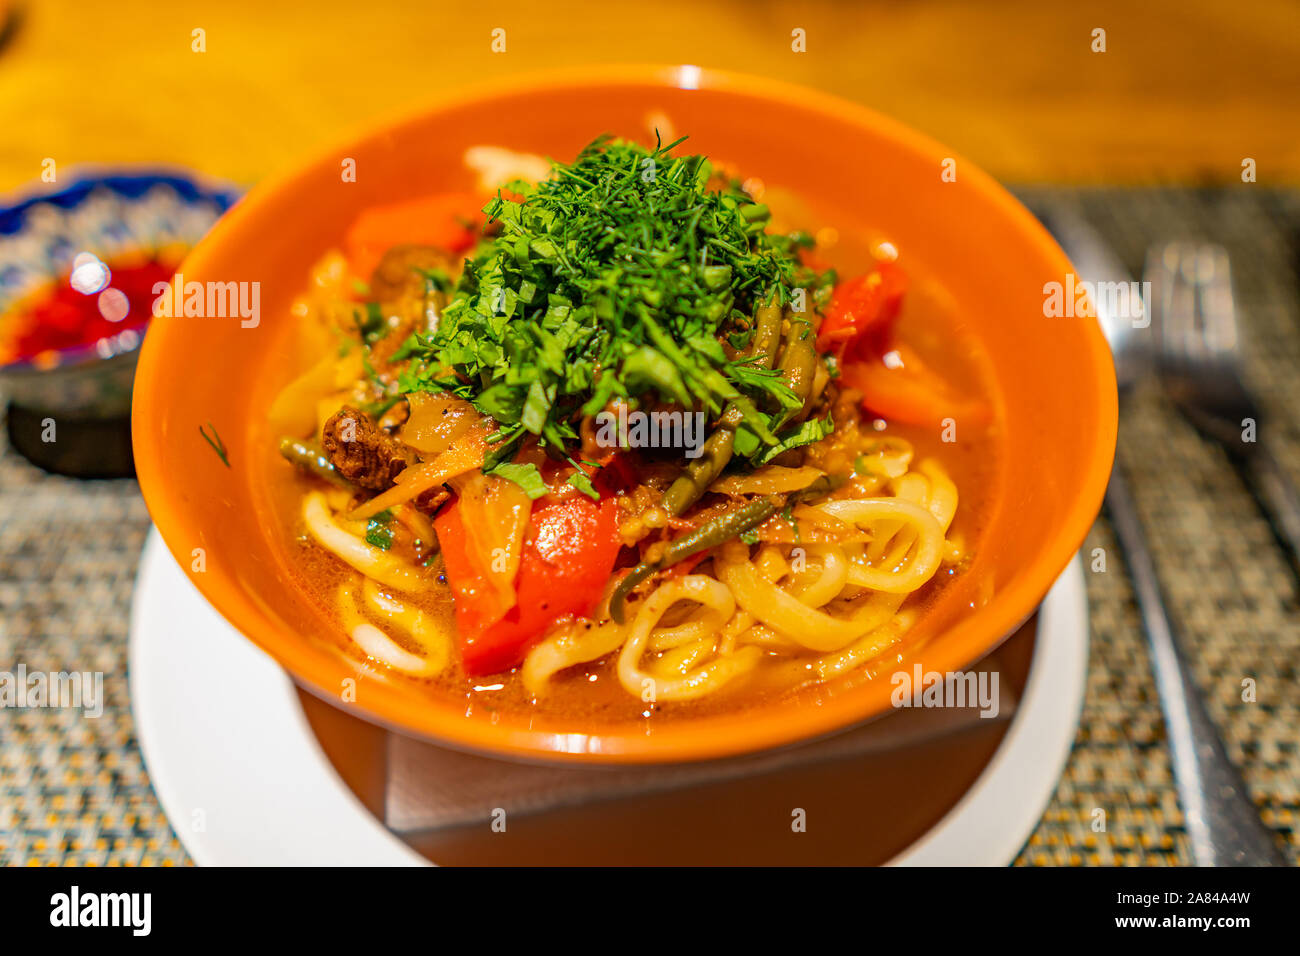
1148 241 1300 583
1049 211 1283 866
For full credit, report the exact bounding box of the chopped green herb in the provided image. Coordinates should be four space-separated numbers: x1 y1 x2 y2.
365 509 396 550
199 422 230 468
757 413 835 465
565 468 600 501
401 135 831 463
389 332 422 363
727 327 755 351
781 503 801 543
487 461 550 499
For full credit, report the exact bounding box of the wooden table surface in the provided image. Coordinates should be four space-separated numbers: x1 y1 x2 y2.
4 1 1299 869
2 0 1298 192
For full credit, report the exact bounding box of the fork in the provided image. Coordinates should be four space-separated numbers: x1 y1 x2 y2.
1149 242 1300 584
1142 241 1288 865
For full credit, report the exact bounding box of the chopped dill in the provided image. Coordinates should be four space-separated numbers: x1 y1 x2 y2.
199 422 230 468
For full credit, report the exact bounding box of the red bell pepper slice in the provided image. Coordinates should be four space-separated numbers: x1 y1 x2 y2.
838 343 990 430
435 494 622 676
816 261 908 358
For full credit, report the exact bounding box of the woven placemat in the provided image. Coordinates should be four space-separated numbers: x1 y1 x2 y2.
1013 187 1300 866
1 189 1297 867
0 461 184 865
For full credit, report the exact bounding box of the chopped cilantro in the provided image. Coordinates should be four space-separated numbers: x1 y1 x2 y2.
400 135 833 465
389 332 422 363
487 461 550 499
565 468 600 501
757 414 835 465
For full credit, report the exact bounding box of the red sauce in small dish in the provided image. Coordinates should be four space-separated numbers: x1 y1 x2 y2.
1 255 179 366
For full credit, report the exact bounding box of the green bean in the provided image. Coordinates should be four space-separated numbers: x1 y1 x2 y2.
609 496 779 624
789 473 840 504
279 436 351 488
663 425 736 517
750 300 783 371
663 302 782 516
773 316 817 429
793 361 830 425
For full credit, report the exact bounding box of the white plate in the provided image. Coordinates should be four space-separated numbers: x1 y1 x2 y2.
129 529 1088 866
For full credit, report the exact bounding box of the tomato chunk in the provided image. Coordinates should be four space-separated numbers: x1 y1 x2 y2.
435 494 622 676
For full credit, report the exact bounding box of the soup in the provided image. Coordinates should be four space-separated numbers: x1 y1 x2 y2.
261 136 1004 722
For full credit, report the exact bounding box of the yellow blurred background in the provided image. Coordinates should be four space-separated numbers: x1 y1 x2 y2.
1 0 1298 192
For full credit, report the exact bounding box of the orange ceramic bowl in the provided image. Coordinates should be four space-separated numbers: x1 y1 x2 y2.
133 66 1116 764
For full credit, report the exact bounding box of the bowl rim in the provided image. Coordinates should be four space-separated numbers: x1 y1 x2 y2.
133 64 1117 764
0 165 240 374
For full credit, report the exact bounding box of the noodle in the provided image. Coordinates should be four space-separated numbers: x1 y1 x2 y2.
302 492 426 593
816 498 944 593
336 582 447 676
785 544 849 606
360 579 451 674
521 620 625 693
716 541 904 652
616 575 762 702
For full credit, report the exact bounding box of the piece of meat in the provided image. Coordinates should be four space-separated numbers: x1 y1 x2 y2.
321 405 415 491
